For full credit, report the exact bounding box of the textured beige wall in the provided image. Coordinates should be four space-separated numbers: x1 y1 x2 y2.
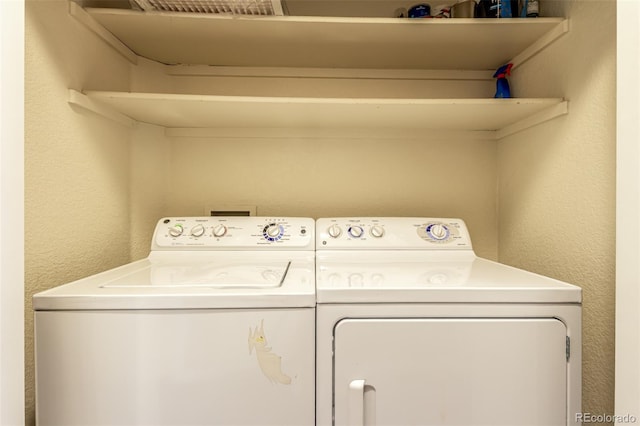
498 0 616 419
164 133 499 258
24 0 133 423
129 123 171 260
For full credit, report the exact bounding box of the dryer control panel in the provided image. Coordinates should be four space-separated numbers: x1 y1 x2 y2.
153 217 314 250
316 217 473 250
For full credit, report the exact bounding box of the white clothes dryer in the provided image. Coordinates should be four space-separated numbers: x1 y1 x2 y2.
315 217 582 426
34 217 315 426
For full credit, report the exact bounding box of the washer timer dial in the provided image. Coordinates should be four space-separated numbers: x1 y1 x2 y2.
263 223 284 242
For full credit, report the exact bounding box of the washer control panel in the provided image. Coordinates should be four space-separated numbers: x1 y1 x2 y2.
316 218 472 250
153 217 314 250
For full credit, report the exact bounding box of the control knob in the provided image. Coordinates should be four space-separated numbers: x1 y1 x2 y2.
190 224 205 237
327 224 342 238
168 224 184 237
212 224 227 237
428 223 449 241
370 225 385 238
264 223 283 241
348 226 364 238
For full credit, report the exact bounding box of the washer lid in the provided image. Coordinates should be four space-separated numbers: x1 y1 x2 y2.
316 251 582 304
33 251 315 310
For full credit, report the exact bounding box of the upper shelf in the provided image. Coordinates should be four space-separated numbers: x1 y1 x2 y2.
70 90 568 138
81 6 568 69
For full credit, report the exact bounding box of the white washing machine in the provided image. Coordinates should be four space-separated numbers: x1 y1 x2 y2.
34 217 315 426
315 217 582 426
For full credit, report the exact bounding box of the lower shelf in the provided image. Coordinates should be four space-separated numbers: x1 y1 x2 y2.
70 90 568 138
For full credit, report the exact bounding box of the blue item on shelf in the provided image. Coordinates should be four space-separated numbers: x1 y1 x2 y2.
493 63 513 98
408 3 431 17
479 0 511 17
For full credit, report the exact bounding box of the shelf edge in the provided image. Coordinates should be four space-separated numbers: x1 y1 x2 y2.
84 91 562 106
83 90 564 132
164 65 493 81
511 19 569 69
68 1 138 65
84 9 565 26
496 100 568 139
164 127 497 140
85 6 567 69
68 89 137 128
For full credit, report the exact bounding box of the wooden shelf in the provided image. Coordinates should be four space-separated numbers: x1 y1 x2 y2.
71 90 567 137
80 6 568 69
69 4 570 137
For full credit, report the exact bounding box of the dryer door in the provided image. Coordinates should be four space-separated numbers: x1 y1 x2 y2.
334 318 567 426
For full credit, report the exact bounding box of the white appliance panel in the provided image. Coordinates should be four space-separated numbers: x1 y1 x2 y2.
316 217 472 250
316 253 581 304
102 258 290 288
315 218 582 426
153 217 314 251
34 217 317 426
35 308 315 426
316 303 582 426
333 318 567 426
32 252 315 310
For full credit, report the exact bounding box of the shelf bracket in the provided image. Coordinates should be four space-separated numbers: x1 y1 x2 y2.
496 100 568 139
68 1 138 65
510 19 570 70
68 89 137 128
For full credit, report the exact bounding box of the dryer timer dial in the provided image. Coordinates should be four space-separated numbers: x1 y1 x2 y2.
418 222 458 244
427 223 449 240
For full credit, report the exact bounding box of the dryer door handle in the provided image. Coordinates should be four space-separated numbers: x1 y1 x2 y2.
348 379 366 426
